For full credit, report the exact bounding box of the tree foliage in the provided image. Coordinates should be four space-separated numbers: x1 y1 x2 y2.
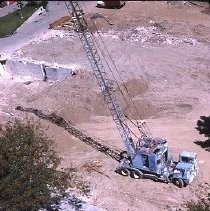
0 120 89 211
26 1 48 9
196 116 210 139
187 198 210 211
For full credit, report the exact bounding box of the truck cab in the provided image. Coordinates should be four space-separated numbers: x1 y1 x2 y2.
172 151 198 187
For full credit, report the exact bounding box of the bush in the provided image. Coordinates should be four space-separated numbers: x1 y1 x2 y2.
196 116 210 139
27 1 48 9
186 198 210 211
0 120 89 211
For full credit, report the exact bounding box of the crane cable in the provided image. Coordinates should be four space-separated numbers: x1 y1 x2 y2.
92 24 152 137
64 1 144 138
81 1 152 137
80 3 148 137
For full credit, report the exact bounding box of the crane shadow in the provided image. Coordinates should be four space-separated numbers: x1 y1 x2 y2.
15 106 123 161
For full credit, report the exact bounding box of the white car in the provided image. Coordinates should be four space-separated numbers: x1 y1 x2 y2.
96 1 105 8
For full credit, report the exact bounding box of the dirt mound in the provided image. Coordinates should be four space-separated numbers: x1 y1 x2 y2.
114 78 158 119
119 77 148 98
89 77 158 120
24 72 158 124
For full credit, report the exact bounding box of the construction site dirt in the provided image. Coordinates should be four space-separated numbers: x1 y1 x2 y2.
1 1 210 211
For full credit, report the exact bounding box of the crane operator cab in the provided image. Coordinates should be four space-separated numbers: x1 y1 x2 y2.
131 137 172 175
116 137 172 179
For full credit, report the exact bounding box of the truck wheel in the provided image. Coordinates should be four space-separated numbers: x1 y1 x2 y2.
130 169 143 179
119 151 128 160
173 178 184 188
119 167 130 176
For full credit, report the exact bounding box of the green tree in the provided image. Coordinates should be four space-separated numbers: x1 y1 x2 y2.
186 198 210 211
0 120 89 211
196 116 210 139
195 116 210 149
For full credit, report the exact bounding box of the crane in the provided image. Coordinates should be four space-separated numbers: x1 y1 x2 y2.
65 1 199 188
65 1 138 159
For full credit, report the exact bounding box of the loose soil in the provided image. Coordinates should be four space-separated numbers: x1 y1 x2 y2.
1 1 210 211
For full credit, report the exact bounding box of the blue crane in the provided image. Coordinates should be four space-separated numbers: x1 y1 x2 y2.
65 1 138 159
65 1 199 188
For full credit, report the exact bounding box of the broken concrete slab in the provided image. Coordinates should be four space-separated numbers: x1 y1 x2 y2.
0 59 72 81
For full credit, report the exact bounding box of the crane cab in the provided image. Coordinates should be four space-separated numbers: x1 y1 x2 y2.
121 137 171 178
172 151 199 186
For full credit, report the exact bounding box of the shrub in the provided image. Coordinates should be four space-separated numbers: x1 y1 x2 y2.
186 198 210 211
196 116 210 139
0 120 89 211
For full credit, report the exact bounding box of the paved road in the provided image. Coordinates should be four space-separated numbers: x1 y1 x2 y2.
0 1 96 58
0 2 18 17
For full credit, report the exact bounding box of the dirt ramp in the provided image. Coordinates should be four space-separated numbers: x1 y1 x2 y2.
90 77 158 120
84 91 158 120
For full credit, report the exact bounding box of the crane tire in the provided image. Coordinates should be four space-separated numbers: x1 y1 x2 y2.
130 169 143 179
118 167 130 176
173 178 184 188
119 151 128 160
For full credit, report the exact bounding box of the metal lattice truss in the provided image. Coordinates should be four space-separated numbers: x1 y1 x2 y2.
65 1 136 156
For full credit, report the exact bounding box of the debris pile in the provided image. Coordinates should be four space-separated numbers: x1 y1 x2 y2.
83 159 103 174
100 26 197 46
49 15 74 31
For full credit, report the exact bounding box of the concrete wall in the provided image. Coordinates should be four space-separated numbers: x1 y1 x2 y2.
45 66 71 81
6 60 43 79
1 59 72 81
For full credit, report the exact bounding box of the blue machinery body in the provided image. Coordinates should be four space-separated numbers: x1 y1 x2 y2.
66 1 199 188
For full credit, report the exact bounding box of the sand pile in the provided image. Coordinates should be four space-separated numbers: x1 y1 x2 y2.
23 71 158 124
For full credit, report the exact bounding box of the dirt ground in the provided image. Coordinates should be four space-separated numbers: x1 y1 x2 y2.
1 1 210 211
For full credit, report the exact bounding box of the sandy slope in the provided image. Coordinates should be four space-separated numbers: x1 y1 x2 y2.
0 1 210 211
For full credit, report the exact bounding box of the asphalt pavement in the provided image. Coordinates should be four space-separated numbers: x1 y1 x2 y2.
0 2 18 17
0 1 71 57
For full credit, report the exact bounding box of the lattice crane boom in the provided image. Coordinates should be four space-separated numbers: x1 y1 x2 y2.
65 1 136 157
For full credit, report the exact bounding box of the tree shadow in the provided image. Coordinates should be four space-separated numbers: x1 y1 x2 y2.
194 139 210 152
